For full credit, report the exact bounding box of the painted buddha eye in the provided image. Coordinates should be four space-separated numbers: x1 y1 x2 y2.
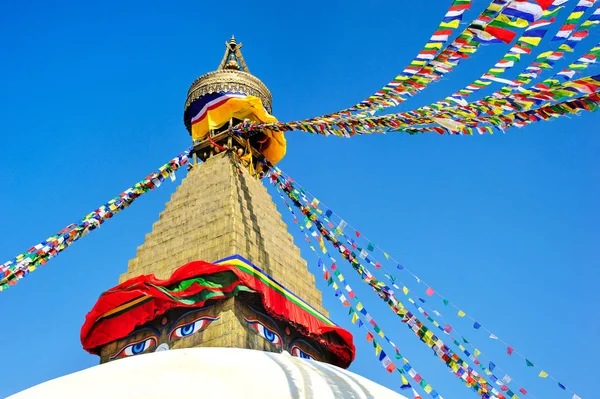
245 318 282 346
111 337 157 359
291 345 315 360
169 316 219 340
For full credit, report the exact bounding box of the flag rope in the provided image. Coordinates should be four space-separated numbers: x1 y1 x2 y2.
267 163 582 399
271 171 509 398
0 147 192 292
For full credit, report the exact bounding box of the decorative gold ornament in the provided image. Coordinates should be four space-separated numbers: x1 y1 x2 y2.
183 36 272 132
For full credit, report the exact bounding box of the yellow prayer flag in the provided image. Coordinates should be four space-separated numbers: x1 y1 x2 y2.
384 252 389 259
424 385 433 394
519 37 542 46
570 11 584 19
351 312 359 324
375 344 382 356
457 310 466 317
378 331 385 338
488 3 503 12
402 286 409 295
332 282 338 289
356 303 364 311
539 370 549 378
493 14 529 28
474 349 481 357
440 19 460 29
425 42 443 50
537 51 553 59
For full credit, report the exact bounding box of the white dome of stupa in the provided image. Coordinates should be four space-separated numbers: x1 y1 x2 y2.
9 347 408 399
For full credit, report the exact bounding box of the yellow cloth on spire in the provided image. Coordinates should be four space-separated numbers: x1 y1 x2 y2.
190 94 286 164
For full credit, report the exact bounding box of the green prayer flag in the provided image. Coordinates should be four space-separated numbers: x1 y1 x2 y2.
526 359 534 367
367 242 375 251
443 299 449 306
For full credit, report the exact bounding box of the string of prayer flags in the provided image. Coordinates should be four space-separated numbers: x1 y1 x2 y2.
0 147 192 293
360 0 515 113
335 0 473 114
238 84 600 138
272 171 509 399
232 2 600 141
335 220 532 398
266 164 585 399
277 186 442 399
411 0 566 113
445 3 600 117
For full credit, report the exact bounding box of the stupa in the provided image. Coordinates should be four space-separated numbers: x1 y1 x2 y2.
9 37 408 399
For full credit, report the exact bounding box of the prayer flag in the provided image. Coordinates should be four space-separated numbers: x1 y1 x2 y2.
538 370 548 378
507 346 513 355
473 322 481 329
484 25 517 43
426 287 435 296
526 359 534 367
457 310 466 317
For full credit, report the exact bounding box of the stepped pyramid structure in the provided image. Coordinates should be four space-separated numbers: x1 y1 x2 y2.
120 152 326 315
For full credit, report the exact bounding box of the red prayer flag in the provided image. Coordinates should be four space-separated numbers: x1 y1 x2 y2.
533 0 553 10
520 388 527 395
355 231 361 237
426 287 435 296
366 332 374 342
507 346 514 355
484 25 517 44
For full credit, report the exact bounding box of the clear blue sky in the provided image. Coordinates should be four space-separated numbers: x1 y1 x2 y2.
1 1 598 398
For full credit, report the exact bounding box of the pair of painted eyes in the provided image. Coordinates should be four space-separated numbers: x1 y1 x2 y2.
171 316 219 340
111 316 219 359
111 337 157 359
246 318 283 345
291 345 314 360
245 318 315 360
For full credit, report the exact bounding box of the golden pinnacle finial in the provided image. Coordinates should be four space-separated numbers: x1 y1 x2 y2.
218 35 249 72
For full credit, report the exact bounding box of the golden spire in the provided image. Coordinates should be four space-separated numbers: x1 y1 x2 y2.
218 35 249 72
